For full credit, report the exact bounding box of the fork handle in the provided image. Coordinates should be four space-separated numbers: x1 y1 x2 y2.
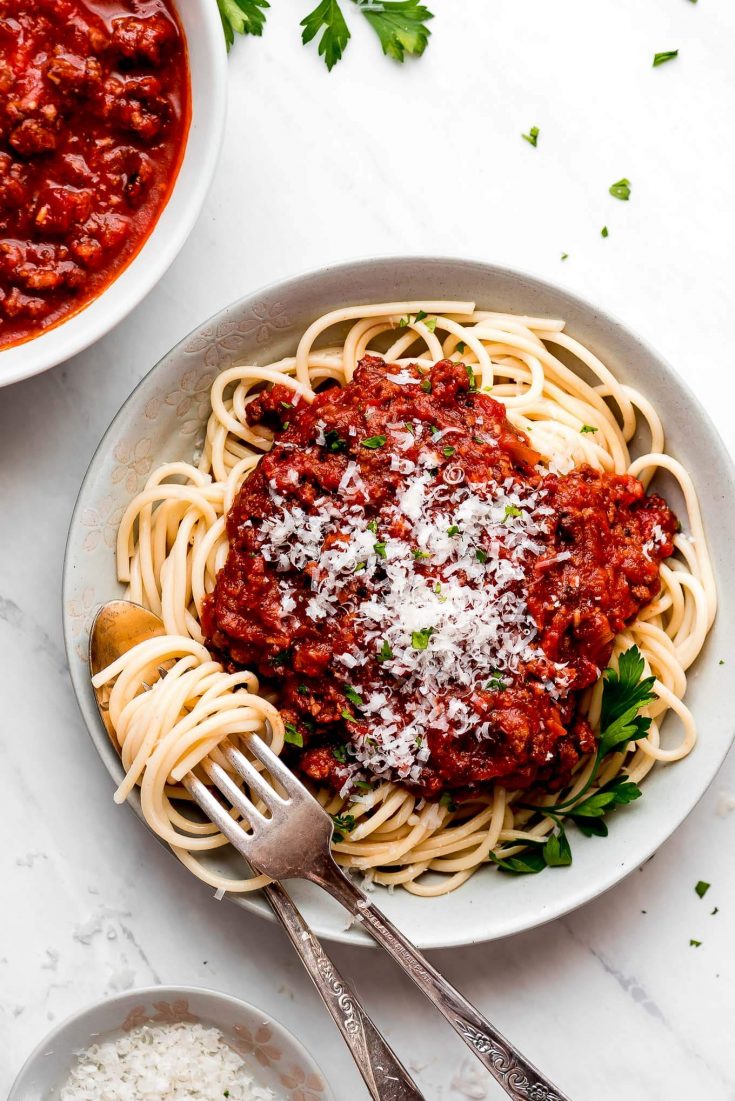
310 861 571 1101
264 882 425 1101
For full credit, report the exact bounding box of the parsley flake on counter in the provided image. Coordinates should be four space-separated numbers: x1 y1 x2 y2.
522 125 540 147
653 49 679 67
695 880 711 899
609 177 632 201
361 434 387 449
690 939 702 947
601 226 609 238
711 907 719 916
561 252 569 261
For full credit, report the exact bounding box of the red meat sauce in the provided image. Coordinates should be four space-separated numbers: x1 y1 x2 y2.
0 0 189 348
202 355 677 801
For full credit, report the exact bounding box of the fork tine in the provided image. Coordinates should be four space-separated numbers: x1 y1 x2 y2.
220 741 290 810
240 733 305 795
182 773 257 857
202 757 276 826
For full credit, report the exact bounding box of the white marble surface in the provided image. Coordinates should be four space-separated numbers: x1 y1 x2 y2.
2 0 735 1096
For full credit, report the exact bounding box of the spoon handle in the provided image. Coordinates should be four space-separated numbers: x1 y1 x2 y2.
264 882 425 1101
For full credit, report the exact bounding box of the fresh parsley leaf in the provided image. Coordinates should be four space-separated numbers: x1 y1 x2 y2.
377 639 393 661
411 627 433 650
373 541 387 559
420 377 432 393
324 428 347 452
344 685 364 708
301 0 351 70
543 825 573 867
475 548 488 564
601 225 609 238
361 434 387 449
355 0 433 62
446 525 460 536
443 446 456 457
653 49 679 67
486 674 506 692
598 646 656 755
503 504 522 522
695 880 711 899
332 743 348 763
567 775 642 836
580 424 598 434
217 0 269 48
283 722 303 747
331 812 356 840
412 548 431 559
354 561 366 572
367 518 378 533
609 177 632 201
490 847 547 875
341 708 356 721
522 125 540 147
414 309 428 322
465 363 477 391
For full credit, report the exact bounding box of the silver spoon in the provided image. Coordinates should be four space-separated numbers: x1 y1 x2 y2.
90 599 424 1101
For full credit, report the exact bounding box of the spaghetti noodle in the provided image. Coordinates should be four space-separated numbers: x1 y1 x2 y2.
92 302 716 897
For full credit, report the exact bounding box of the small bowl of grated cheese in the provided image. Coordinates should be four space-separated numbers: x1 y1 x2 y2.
9 985 334 1101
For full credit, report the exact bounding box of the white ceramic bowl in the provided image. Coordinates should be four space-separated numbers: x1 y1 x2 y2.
63 257 735 948
9 985 334 1101
0 1 227 389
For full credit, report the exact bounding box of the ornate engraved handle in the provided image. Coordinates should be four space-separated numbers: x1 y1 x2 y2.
309 864 571 1101
263 883 425 1101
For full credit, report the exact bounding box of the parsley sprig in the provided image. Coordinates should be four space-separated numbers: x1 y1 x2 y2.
497 647 655 875
220 0 433 69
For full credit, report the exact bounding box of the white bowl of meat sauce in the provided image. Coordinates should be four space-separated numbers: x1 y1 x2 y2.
0 0 227 386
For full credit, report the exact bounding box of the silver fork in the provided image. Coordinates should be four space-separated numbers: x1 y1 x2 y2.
185 736 572 1101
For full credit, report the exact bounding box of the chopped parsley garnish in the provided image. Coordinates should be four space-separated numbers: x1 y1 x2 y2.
331 812 356 841
443 446 456 457
271 648 292 668
424 316 437 332
695 880 711 899
404 421 415 434
486 673 506 692
522 125 540 147
412 548 431 559
690 939 702 948
601 225 609 238
361 434 387 449
465 363 477 391
653 49 678 67
324 429 347 452
354 561 366 572
475 548 488 563
446 524 460 536
283 722 304 747
580 424 598 434
429 424 440 436
341 709 356 722
373 541 387 558
414 309 428 322
344 685 364 708
420 378 432 393
503 504 522 522
411 627 433 650
440 792 457 811
280 400 293 409
609 177 632 201
354 779 373 791
332 743 349 763
455 341 466 354
711 907 719 916
297 684 310 695
367 518 379 533
377 639 393 662
398 314 409 328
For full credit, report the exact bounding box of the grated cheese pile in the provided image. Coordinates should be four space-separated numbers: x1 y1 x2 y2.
60 1021 282 1101
260 417 570 790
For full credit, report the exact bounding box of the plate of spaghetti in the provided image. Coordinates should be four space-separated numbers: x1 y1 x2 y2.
63 258 735 947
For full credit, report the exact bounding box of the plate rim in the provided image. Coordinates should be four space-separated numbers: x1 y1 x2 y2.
62 254 735 948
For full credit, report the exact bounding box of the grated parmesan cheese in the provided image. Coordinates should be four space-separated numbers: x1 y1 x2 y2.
60 1021 282 1101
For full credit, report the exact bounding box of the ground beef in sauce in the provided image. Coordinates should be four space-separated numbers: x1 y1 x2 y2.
202 356 676 800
